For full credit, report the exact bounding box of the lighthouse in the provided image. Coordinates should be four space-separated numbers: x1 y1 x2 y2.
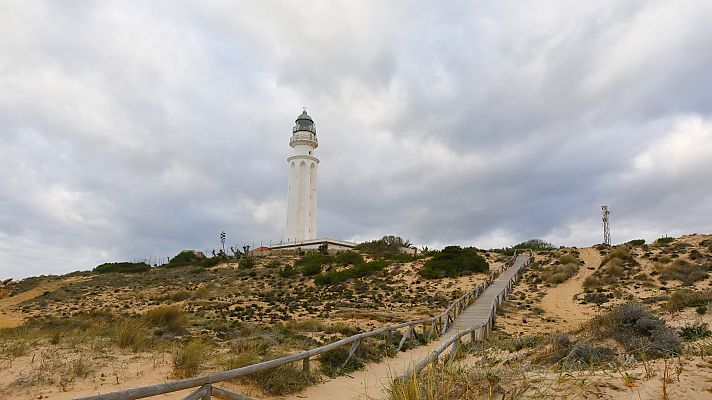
285 109 319 242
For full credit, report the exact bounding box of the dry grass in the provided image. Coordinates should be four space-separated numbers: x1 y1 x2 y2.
173 338 211 378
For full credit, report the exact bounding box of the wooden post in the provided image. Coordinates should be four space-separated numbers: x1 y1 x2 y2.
302 357 310 373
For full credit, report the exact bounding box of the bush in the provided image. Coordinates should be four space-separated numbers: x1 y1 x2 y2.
419 246 488 278
313 261 388 285
356 235 411 257
301 263 322 276
319 340 383 377
657 260 708 285
666 289 712 311
165 251 205 268
655 236 675 244
249 363 319 395
628 239 646 246
534 334 616 367
239 256 256 269
202 256 225 268
144 305 188 334
173 339 210 378
679 322 712 341
335 251 364 265
588 303 681 357
279 265 297 278
543 263 578 284
559 255 579 265
94 262 150 274
513 239 555 251
114 319 149 351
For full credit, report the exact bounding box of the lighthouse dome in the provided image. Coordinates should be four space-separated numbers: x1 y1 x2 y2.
294 109 316 134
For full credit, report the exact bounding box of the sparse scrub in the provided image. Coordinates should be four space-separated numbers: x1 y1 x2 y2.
628 239 646 246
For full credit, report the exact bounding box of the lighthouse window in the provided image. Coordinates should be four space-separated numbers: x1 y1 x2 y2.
309 151 312 155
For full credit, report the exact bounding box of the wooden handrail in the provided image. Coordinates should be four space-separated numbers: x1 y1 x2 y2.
76 250 530 400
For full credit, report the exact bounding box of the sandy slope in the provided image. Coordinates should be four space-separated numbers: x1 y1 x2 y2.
0 277 86 329
538 248 601 331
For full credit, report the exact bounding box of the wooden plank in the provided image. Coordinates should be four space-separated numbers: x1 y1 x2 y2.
181 385 209 400
212 386 254 400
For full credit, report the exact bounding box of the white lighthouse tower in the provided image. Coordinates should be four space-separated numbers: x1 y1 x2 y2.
285 109 319 242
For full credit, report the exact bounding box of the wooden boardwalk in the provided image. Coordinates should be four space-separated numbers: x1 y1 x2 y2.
444 253 530 336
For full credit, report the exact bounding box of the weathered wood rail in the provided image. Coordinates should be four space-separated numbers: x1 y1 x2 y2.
76 250 530 400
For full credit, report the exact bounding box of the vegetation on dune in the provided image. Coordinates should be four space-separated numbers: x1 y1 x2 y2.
164 250 227 269
665 289 712 311
313 260 389 285
586 303 681 358
173 338 211 378
655 236 675 244
627 239 646 246
419 246 488 279
514 239 555 251
355 235 419 262
93 262 151 274
655 259 709 286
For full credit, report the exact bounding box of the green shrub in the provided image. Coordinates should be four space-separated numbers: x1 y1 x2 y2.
165 251 205 268
419 246 488 278
313 261 388 285
279 265 297 278
356 235 411 257
628 239 646 246
94 262 150 274
202 256 225 268
319 340 384 377
655 236 675 244
239 256 256 269
245 361 319 395
301 263 322 276
296 253 332 267
335 251 364 265
679 322 711 341
513 239 555 251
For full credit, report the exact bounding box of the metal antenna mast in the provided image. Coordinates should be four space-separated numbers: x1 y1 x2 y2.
602 204 611 246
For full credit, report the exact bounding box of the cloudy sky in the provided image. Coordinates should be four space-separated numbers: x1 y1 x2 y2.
2 1 712 279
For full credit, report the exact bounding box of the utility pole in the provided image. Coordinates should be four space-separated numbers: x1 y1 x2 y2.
602 204 611 246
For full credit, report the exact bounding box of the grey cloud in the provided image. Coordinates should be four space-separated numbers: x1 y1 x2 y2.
2 1 712 279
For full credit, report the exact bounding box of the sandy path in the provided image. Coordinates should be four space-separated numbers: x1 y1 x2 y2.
538 248 601 331
0 277 85 329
